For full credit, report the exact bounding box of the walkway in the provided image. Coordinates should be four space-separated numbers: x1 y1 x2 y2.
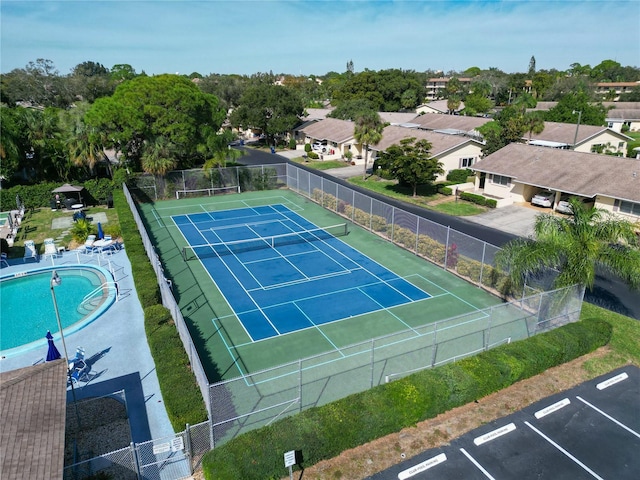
0 249 175 443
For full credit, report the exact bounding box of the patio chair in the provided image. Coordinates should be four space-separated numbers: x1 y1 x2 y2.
42 238 59 262
23 240 39 262
80 234 96 254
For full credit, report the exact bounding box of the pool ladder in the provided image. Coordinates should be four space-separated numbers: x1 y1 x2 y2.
77 281 119 315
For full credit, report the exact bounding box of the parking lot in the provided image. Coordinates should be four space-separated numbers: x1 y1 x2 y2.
368 366 640 479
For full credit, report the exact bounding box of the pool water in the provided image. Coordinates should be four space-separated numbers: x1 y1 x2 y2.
0 266 115 353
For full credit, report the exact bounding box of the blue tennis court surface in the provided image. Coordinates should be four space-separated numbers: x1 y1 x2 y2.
173 204 431 341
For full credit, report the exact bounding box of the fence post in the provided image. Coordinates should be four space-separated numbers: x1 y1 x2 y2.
479 242 486 287
298 359 303 413
184 425 193 475
370 339 375 388
131 442 142 480
485 307 494 349
444 226 450 270
430 324 438 367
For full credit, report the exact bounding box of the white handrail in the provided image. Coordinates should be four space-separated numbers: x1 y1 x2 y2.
80 281 118 309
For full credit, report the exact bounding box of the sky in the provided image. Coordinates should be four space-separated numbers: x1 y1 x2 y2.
1 0 639 77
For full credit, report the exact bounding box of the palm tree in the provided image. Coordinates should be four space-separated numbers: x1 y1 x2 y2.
353 111 384 180
496 198 640 291
523 111 545 141
141 136 177 177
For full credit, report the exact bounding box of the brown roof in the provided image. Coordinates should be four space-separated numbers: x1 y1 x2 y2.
1 360 67 480
378 112 421 125
301 117 355 143
606 109 640 121
373 125 483 156
472 143 640 203
411 113 490 132
528 121 627 145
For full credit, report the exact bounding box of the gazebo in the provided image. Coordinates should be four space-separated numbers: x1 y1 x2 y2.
52 184 85 209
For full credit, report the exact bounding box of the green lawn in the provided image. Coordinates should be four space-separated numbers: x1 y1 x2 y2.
289 157 350 170
4 206 120 259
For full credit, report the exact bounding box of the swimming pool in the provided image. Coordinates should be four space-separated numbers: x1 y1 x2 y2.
0 265 117 357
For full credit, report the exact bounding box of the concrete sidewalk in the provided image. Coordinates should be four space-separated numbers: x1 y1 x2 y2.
0 250 175 443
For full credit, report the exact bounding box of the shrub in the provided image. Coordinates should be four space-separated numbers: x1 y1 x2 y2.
304 143 312 153
486 198 497 208
460 191 487 206
307 151 319 160
289 138 297 150
446 168 473 183
439 185 453 195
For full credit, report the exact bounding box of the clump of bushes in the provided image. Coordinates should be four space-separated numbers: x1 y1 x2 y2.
202 317 612 480
446 168 473 183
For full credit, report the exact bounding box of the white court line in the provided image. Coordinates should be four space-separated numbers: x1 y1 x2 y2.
576 396 640 439
459 448 496 479
524 421 605 480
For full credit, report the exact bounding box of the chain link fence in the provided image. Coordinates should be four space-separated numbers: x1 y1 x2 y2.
64 165 584 479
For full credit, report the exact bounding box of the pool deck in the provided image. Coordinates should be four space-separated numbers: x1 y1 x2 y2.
0 249 175 443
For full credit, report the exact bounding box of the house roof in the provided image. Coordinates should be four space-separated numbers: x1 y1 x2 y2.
372 125 483 157
378 112 421 125
301 117 355 143
411 112 490 133
304 108 334 120
1 360 68 480
472 143 640 203
606 109 640 121
527 121 631 146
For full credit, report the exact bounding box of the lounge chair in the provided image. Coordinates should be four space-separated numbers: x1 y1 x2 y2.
81 234 96 254
42 238 59 262
23 240 39 262
67 347 88 386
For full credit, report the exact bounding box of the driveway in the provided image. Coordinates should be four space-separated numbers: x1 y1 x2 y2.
464 203 542 238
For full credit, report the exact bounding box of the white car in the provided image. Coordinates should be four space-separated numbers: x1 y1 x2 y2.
556 195 594 214
531 191 555 208
311 142 328 153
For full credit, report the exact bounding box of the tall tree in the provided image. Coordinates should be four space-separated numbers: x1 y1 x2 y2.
353 111 384 180
377 137 443 197
528 56 536 76
229 83 303 145
141 136 178 177
60 102 107 177
496 198 640 291
523 111 545 140
86 74 225 170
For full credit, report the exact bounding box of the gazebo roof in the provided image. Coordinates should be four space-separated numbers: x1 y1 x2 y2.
52 184 84 193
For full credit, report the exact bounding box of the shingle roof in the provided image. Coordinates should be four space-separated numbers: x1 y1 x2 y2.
606 109 640 121
411 113 490 132
1 359 67 480
528 121 631 145
372 125 483 156
378 112 421 125
472 143 640 203
301 117 355 143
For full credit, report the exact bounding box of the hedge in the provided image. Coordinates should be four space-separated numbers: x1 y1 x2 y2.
202 317 612 480
113 189 207 430
0 178 115 210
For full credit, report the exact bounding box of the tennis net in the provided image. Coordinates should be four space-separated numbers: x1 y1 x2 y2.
182 223 348 260
175 185 240 199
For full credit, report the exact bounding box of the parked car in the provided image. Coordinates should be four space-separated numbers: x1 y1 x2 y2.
556 195 594 214
531 191 555 208
312 142 328 153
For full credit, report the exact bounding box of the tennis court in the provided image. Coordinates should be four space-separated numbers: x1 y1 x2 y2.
175 204 430 341
137 189 527 384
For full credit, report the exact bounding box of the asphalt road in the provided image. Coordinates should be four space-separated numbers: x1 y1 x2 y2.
237 146 640 320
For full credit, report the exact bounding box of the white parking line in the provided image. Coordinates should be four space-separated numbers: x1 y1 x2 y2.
576 396 640 439
525 421 605 480
459 448 496 479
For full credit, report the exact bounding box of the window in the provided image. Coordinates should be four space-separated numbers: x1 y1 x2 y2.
491 174 510 186
619 200 640 216
618 142 624 149
460 157 474 168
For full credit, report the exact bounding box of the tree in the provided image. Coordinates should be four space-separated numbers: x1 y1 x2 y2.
327 98 376 121
86 74 225 170
141 136 178 177
353 111 384 180
523 111 545 140
496 198 640 291
528 56 536 76
60 102 107 177
544 91 606 126
377 137 444 197
229 83 303 145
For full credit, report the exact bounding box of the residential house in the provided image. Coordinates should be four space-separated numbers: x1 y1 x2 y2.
471 143 640 222
604 102 640 133
300 118 358 157
370 125 485 181
526 121 631 155
595 82 640 101
416 100 465 115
